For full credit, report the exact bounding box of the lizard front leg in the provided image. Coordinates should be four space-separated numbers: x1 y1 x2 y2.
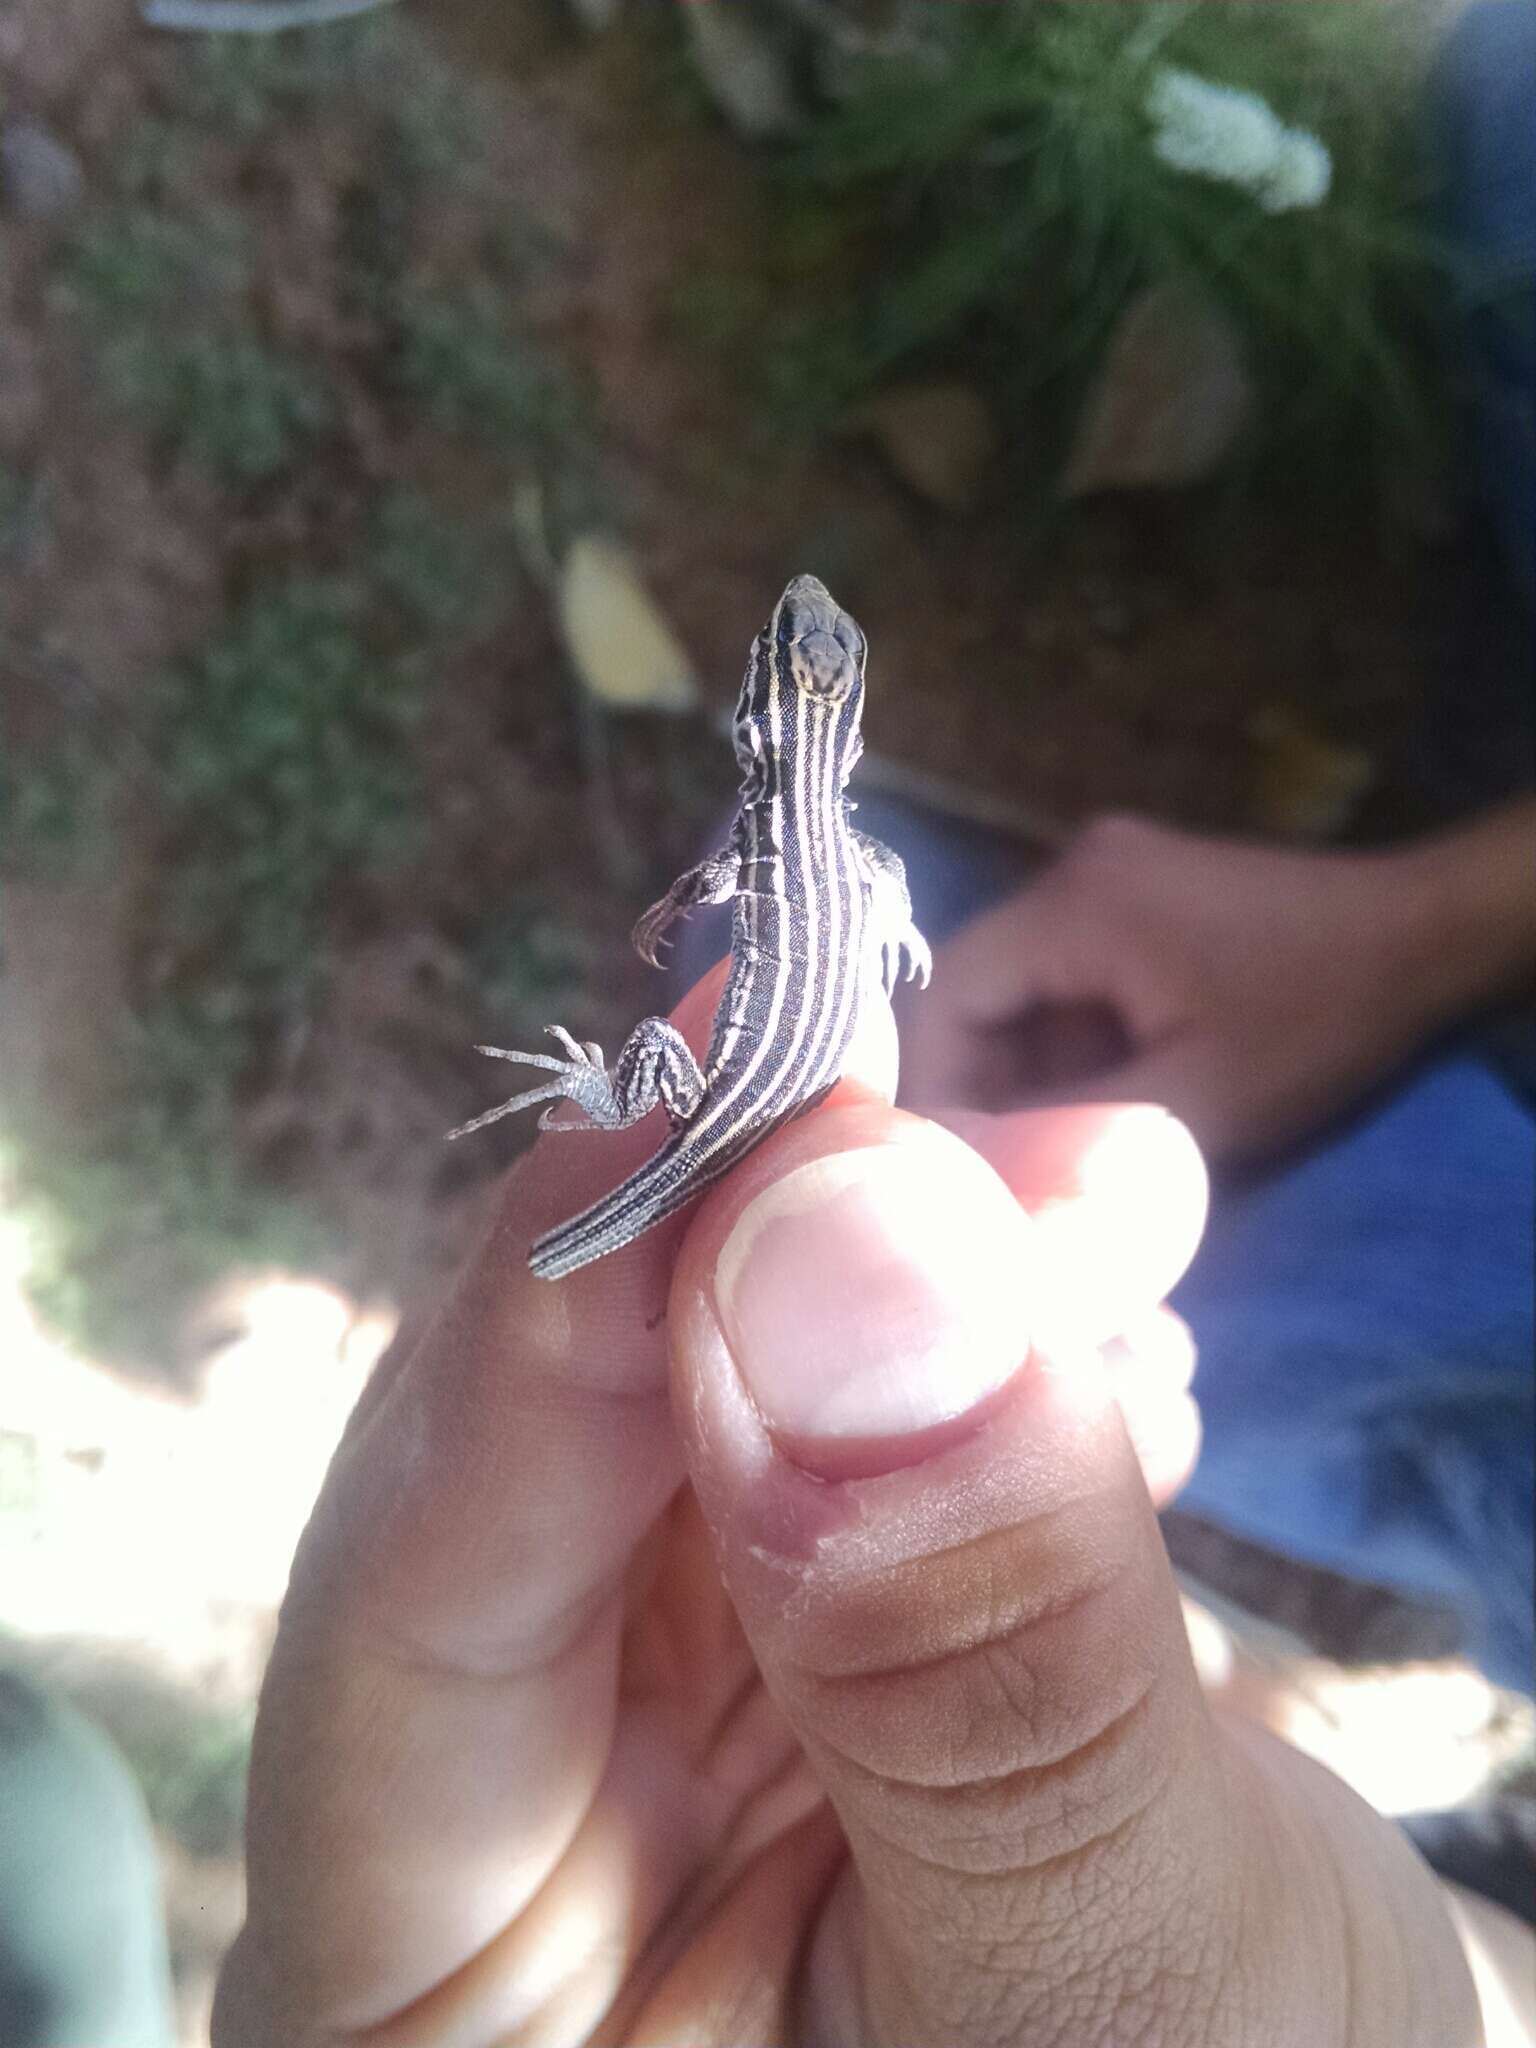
631 848 739 968
853 828 932 995
446 1020 705 1141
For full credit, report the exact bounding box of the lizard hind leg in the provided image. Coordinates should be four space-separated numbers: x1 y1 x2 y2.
445 1020 705 1141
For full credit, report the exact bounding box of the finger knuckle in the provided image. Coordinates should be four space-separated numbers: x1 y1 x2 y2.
780 1525 1183 1875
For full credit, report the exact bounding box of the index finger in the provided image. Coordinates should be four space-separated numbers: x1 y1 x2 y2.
217 962 896 2037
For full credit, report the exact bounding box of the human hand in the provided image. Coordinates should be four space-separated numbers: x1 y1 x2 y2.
899 811 1521 1162
213 969 1477 2046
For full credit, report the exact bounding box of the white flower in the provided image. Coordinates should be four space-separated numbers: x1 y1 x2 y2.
1147 67 1285 186
1260 129 1333 213
1146 64 1332 213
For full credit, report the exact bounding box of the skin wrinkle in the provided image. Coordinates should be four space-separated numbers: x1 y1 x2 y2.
342 1480 650 1681
755 1376 1132 1617
348 1738 695 2048
810 1675 1163 1823
599 1764 833 2043
347 1554 622 1691
861 1797 1227 2048
863 1890 1116 2048
776 1573 1167 1792
836 1763 1166 1894
845 1665 1240 2047
777 1510 1125 1685
691 1659 765 1772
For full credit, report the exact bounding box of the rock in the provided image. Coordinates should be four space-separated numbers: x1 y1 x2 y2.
681 0 801 141
0 117 85 222
1062 280 1253 497
558 534 700 713
852 378 998 513
1248 705 1375 839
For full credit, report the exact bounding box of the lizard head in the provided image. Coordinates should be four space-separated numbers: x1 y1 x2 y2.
777 573 866 707
733 575 867 788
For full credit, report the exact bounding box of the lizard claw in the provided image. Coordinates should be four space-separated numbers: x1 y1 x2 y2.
875 932 932 995
630 913 673 970
546 1024 600 1065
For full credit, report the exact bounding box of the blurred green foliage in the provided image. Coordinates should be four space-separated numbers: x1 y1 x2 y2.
110 329 333 484
0 732 102 880
467 899 600 1023
58 204 248 315
0 461 49 566
58 205 330 483
391 281 587 450
174 14 393 133
363 485 514 639
743 0 1443 487
5 6 603 1368
156 574 428 989
8 1113 321 1374
2 570 439 1362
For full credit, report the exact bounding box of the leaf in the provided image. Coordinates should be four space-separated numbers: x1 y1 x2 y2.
557 536 700 714
1063 278 1254 495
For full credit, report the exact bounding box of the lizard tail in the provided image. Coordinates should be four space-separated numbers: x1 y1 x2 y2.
528 1135 700 1280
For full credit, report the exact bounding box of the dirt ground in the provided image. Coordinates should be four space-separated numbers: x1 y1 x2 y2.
1 0 1452 1333
1 0 1452 1334
0 1 1526 2036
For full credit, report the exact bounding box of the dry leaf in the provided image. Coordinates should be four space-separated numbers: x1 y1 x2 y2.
1064 280 1254 497
558 534 700 713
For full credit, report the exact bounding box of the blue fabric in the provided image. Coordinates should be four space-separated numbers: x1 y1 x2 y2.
1430 0 1536 603
1172 1061 1535 1695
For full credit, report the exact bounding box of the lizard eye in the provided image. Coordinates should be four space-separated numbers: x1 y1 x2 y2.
791 628 858 703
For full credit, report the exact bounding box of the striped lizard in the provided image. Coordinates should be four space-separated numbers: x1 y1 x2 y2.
449 573 931 1279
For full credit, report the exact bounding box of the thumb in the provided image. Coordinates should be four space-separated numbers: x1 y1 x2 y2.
668 1101 1237 2047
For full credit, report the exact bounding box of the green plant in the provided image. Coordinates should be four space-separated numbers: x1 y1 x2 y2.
363 485 516 639
173 14 392 133
2 573 432 1365
467 900 599 1025
107 113 196 201
111 328 334 483
14 18 600 1364
0 732 102 879
7 1108 322 1377
109 1686 252 1861
157 575 426 985
390 282 586 450
0 462 48 566
59 207 331 483
770 0 1443 481
59 203 248 320
665 269 771 355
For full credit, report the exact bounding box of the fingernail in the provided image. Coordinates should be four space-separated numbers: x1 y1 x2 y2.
713 1132 1031 1459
